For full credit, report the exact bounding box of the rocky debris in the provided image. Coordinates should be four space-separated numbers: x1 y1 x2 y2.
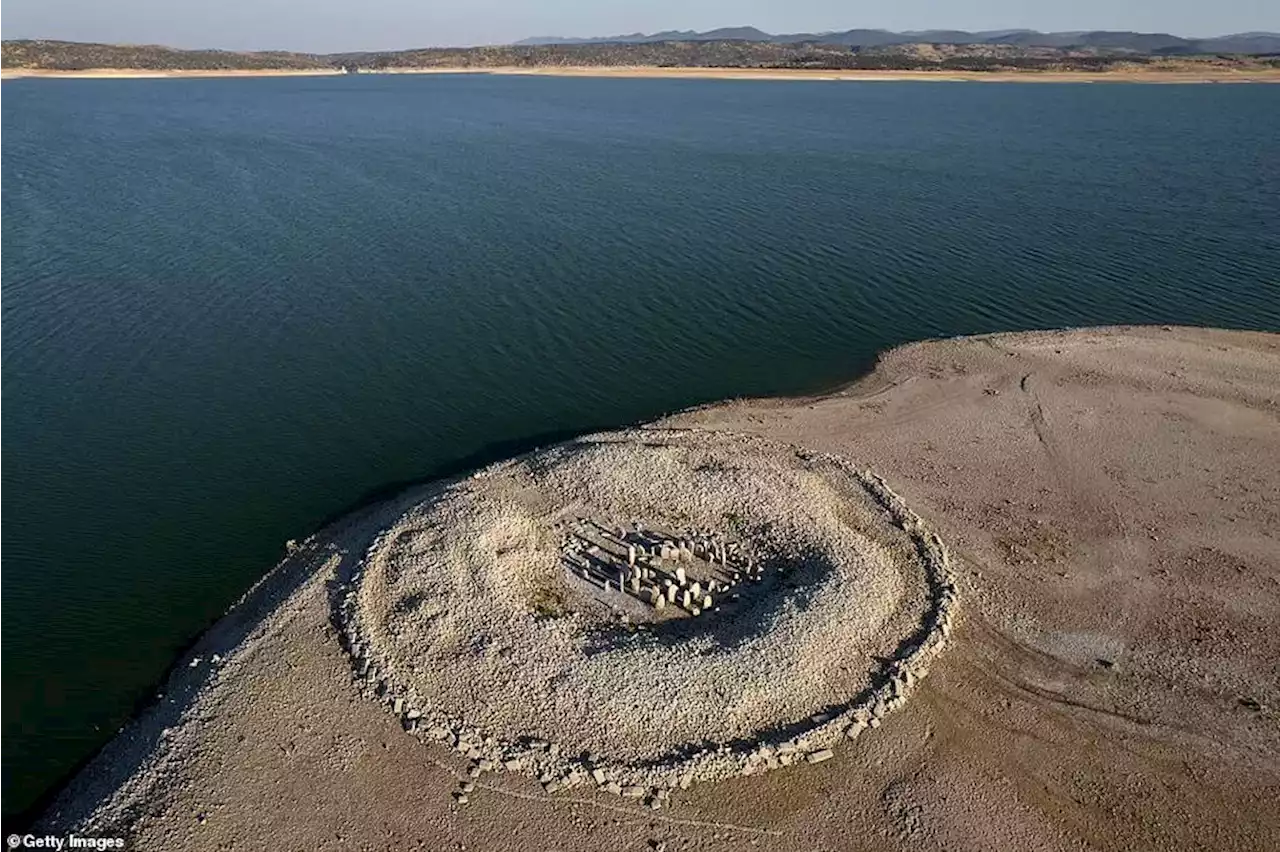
339 431 958 805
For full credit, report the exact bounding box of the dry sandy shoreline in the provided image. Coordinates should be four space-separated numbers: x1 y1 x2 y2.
6 65 1280 83
0 67 344 80
34 326 1280 851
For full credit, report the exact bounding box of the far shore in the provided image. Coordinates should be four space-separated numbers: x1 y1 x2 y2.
5 65 1280 83
0 67 344 80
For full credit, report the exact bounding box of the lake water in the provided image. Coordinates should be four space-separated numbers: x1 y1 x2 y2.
2 74 1278 818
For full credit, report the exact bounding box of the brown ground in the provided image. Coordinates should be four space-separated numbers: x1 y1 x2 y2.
39 326 1280 851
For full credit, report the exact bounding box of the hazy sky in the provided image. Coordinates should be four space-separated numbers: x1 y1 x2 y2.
3 0 1277 53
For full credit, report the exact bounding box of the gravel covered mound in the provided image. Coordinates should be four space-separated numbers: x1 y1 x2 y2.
341 428 956 795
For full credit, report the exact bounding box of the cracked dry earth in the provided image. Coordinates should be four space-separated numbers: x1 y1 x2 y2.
40 327 1280 851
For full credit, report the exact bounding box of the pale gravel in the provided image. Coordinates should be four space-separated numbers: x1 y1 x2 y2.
342 429 951 790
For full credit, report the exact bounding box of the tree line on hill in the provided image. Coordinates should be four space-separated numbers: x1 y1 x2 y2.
4 38 1279 74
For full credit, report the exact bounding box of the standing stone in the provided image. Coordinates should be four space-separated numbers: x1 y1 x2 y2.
628 545 636 567
665 584 678 603
702 595 713 610
690 581 702 598
675 567 687 586
681 590 692 610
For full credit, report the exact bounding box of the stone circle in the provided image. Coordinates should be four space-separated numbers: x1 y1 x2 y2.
337 428 957 801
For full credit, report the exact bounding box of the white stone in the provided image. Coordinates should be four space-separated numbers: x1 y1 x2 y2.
807 749 834 764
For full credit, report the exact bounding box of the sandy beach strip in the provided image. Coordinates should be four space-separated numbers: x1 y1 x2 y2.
0 67 343 80
434 65 1280 83
33 326 1280 851
5 65 1280 83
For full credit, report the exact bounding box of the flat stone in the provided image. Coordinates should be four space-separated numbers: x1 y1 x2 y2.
604 782 622 795
460 781 476 793
807 749 835 764
393 698 404 715
592 768 607 785
622 786 646 799
453 793 469 804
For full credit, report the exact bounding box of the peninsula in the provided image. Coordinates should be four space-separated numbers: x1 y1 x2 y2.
36 326 1280 851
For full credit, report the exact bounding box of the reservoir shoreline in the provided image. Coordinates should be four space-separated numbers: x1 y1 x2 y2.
33 326 1280 852
6 65 1280 82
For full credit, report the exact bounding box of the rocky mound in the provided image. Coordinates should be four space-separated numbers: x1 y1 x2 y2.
339 428 956 804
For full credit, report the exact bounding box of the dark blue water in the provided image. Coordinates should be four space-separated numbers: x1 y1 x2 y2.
2 74 1278 817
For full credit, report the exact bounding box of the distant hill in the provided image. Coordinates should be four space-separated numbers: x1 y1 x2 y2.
0 39 328 71
6 37 1280 75
514 27 1280 55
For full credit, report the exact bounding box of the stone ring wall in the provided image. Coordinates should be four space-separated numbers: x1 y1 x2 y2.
336 428 957 807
